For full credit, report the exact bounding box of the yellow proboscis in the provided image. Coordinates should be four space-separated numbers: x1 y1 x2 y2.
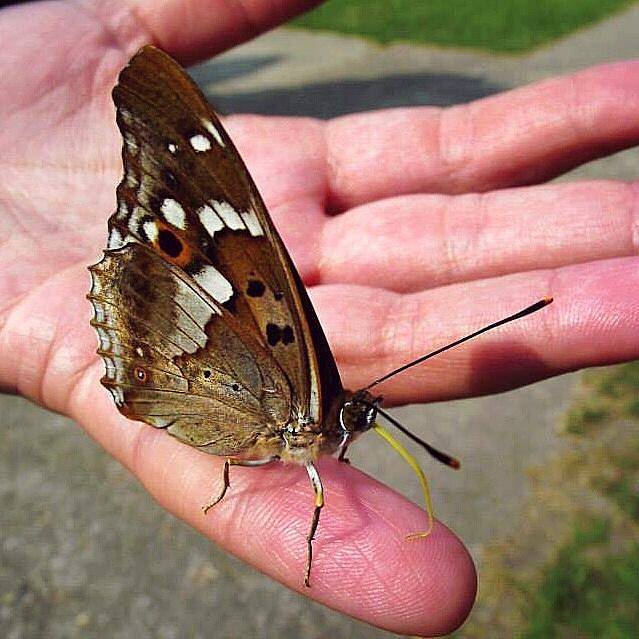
373 423 434 539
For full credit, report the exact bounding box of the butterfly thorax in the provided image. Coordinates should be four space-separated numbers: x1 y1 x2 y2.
277 389 378 464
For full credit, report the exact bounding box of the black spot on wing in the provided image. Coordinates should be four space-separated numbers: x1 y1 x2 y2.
281 325 294 345
158 229 183 257
265 323 295 347
266 323 281 347
246 279 265 297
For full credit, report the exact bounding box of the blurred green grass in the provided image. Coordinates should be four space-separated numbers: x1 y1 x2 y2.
522 518 639 638
523 363 639 638
564 361 639 435
292 0 636 52
594 438 639 522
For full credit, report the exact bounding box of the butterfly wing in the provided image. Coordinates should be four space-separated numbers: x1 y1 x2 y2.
88 46 343 455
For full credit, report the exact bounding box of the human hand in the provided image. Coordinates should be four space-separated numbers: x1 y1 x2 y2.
1 1 638 636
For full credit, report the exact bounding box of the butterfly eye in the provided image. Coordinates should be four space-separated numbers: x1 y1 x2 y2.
134 367 148 383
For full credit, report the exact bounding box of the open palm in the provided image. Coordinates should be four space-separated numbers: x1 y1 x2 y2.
2 1 639 636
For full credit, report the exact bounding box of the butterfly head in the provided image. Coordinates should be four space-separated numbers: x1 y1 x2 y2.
339 390 379 436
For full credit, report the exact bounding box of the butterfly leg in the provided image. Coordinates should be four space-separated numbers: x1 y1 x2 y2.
202 457 278 514
337 444 351 464
304 462 324 588
337 431 352 464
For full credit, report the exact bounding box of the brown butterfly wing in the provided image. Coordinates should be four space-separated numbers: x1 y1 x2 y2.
88 46 342 455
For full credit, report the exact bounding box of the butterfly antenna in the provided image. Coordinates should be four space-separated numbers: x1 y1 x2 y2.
365 297 553 392
376 405 460 469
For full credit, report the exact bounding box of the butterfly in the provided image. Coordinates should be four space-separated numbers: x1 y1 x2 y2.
88 46 552 587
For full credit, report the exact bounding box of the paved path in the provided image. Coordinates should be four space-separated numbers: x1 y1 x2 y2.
2 6 639 638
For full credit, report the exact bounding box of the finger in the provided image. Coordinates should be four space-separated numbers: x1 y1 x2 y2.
312 256 639 404
69 367 476 637
318 180 639 292
127 0 324 64
325 60 639 209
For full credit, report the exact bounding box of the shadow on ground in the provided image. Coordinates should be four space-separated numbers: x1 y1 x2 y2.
191 55 503 116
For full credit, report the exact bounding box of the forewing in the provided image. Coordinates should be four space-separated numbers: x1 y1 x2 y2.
89 46 342 451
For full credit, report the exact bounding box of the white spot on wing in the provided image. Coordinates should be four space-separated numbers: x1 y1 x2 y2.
123 132 139 156
128 206 145 234
119 108 134 126
102 355 116 376
202 118 225 147
89 273 103 296
136 175 156 209
96 326 111 350
240 209 264 237
149 415 173 428
161 198 186 229
99 327 122 357
168 143 177 153
108 386 125 406
197 205 224 237
90 298 105 323
173 283 217 349
125 171 139 188
143 220 159 243
189 134 211 152
116 201 129 221
210 200 244 230
107 228 124 249
194 265 233 304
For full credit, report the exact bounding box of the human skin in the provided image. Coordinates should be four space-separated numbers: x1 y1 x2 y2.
1 1 639 636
